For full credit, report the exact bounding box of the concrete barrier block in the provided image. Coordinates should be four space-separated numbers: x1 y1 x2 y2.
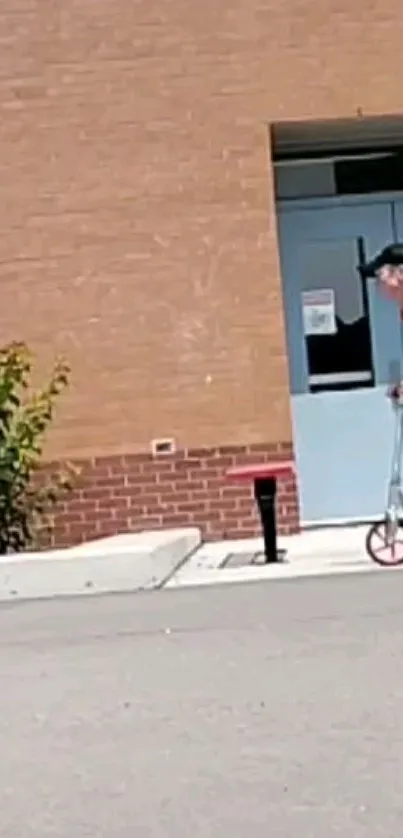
0 528 201 602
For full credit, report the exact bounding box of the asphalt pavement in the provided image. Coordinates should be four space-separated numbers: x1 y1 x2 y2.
1 573 403 836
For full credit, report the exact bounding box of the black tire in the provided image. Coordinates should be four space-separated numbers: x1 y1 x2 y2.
366 520 403 566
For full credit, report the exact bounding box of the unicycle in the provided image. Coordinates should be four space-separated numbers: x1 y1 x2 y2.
366 385 403 566
361 243 403 566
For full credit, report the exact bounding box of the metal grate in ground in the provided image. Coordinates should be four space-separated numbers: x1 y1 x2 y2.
219 549 288 569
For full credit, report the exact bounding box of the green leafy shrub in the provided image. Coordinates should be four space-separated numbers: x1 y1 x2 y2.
0 342 75 554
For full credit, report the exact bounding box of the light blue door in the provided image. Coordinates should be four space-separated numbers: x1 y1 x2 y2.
393 200 403 249
278 201 402 524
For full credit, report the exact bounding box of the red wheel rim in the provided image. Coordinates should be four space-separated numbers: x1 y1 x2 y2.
369 523 403 565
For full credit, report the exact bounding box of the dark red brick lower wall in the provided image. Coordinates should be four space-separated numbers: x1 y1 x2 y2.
48 442 299 547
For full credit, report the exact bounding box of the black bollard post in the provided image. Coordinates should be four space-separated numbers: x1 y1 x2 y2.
254 477 278 563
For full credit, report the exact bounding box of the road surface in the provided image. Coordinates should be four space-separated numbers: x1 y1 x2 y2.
1 572 403 836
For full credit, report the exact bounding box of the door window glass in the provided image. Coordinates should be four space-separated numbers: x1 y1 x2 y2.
299 238 374 391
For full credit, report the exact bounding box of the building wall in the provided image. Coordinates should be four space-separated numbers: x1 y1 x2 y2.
1 0 402 543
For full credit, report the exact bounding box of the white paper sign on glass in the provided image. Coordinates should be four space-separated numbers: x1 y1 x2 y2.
302 288 337 336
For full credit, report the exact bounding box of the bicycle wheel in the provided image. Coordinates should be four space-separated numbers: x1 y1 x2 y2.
366 520 403 566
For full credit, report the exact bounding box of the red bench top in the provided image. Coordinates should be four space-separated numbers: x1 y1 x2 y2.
226 460 295 481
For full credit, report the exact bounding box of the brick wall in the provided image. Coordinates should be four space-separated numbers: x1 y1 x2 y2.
1 0 403 543
0 0 292 461
48 443 298 547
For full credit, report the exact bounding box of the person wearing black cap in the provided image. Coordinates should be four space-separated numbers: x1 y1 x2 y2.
360 243 403 403
360 243 403 281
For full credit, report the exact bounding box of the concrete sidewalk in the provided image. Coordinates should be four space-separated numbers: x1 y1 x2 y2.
0 528 201 602
0 523 392 603
167 524 390 588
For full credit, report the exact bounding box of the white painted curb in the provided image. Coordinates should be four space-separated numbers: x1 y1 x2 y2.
0 528 201 602
280 524 371 558
167 525 378 588
182 525 371 566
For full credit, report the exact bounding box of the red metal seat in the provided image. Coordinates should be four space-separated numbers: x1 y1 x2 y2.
226 460 295 481
225 459 295 563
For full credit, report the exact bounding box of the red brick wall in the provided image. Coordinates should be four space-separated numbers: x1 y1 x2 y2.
2 0 403 544
49 443 298 547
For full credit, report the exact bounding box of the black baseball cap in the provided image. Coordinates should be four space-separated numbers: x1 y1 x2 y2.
360 243 403 278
